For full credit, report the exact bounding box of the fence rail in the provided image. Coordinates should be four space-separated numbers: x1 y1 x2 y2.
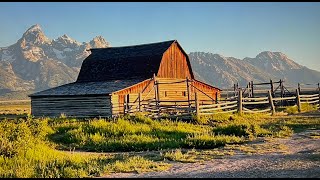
122 87 320 119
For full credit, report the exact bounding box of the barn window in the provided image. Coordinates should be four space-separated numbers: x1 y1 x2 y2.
182 91 186 96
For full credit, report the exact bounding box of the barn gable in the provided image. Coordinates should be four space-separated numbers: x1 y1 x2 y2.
157 41 194 79
76 40 175 82
76 40 195 82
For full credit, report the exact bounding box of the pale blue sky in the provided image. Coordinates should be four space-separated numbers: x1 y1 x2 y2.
1 2 320 71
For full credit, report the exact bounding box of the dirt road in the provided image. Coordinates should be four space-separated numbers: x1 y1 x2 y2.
102 130 320 178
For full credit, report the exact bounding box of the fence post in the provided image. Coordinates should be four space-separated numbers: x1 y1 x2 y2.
195 92 199 118
251 81 254 98
318 83 320 108
248 81 251 97
215 92 218 104
298 83 301 94
124 95 127 115
268 90 275 115
237 90 243 114
296 89 301 113
138 92 141 112
153 74 159 112
186 78 191 109
270 79 274 97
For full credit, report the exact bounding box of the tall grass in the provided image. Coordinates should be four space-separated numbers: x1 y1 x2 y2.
49 114 248 152
0 117 170 178
285 103 319 114
1 112 318 177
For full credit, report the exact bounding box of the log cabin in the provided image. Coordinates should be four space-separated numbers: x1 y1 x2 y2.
29 40 221 118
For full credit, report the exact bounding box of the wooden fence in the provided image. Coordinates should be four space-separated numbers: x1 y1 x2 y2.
125 89 320 118
196 89 320 117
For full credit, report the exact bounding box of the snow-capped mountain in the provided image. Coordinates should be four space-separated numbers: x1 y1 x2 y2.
0 24 319 100
0 24 110 94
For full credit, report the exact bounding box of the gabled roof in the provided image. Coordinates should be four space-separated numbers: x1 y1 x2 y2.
29 79 143 97
76 40 177 82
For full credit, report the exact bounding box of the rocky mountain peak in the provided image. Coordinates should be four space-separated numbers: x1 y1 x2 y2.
89 36 110 48
20 24 51 46
55 34 80 46
25 24 42 33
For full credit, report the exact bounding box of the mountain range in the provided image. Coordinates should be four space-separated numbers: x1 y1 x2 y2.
0 24 319 100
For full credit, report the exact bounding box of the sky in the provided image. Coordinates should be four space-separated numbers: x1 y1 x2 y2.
0 2 320 71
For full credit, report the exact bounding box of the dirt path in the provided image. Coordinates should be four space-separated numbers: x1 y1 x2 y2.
102 130 320 178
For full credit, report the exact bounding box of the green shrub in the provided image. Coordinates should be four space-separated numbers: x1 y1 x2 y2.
186 133 244 148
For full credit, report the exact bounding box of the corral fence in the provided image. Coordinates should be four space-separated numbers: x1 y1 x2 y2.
196 89 319 117
124 87 320 118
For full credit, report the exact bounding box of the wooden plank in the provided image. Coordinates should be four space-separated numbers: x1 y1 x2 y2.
243 97 268 101
300 94 319 98
300 96 319 101
199 101 237 108
242 100 269 105
199 104 237 112
243 107 271 113
301 100 319 104
199 109 237 115
272 96 296 101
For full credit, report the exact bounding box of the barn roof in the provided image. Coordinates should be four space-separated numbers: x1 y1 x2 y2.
76 40 179 82
29 79 144 97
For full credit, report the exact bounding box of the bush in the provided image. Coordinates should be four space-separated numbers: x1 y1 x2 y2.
186 133 244 148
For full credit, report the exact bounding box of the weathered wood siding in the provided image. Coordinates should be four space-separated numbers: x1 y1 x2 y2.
31 95 111 118
157 78 220 104
112 79 156 115
111 78 221 115
157 42 193 79
191 80 220 104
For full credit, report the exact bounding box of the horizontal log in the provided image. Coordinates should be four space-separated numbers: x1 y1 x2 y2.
199 104 237 112
199 101 237 108
243 107 271 113
299 94 319 98
300 96 319 101
243 97 268 101
242 100 269 105
300 100 319 104
199 109 237 115
272 96 296 101
253 89 270 92
300 87 319 90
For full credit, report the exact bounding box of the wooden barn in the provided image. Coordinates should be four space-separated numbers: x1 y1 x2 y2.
29 40 221 118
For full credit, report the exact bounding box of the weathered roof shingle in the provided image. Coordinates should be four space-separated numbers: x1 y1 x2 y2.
29 79 144 97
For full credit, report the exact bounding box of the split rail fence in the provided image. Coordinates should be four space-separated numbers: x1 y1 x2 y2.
124 89 320 118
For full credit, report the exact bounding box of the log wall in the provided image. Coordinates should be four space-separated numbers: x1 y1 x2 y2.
31 95 111 118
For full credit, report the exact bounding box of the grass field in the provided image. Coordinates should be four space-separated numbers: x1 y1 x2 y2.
0 101 319 178
0 100 30 118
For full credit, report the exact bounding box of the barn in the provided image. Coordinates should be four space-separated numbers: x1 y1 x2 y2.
29 40 221 118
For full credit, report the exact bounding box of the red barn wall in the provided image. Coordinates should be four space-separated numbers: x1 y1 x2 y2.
157 42 193 79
